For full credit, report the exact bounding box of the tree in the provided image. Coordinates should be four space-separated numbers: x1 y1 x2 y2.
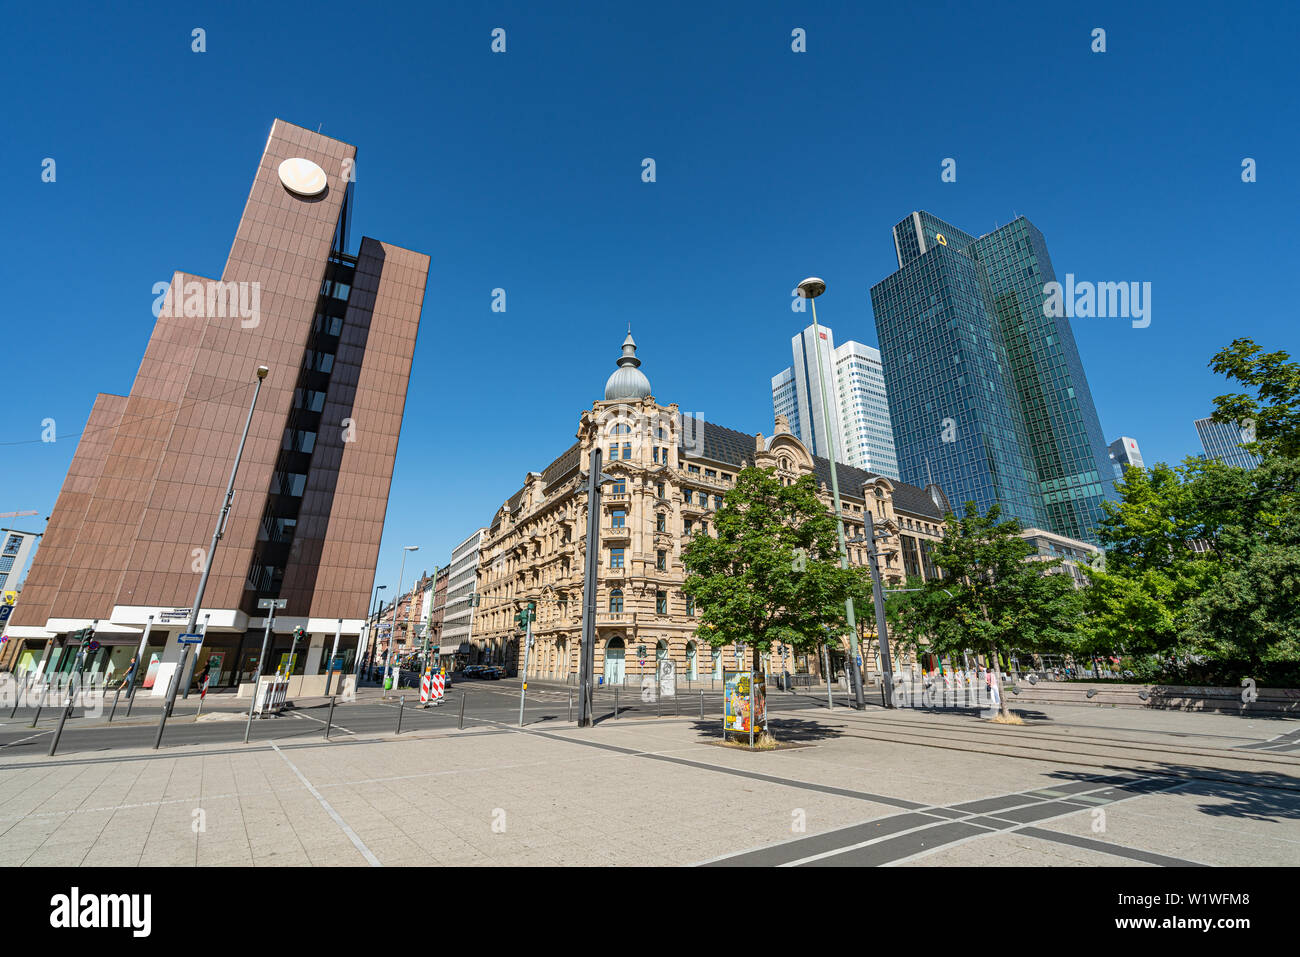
1209 338 1300 460
886 503 1080 717
1087 445 1300 683
682 467 872 739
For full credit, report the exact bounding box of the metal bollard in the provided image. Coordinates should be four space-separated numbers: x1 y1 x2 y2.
614 687 618 719
700 690 704 719
568 689 573 722
9 677 23 719
396 695 405 735
674 692 679 716
324 695 336 738
458 691 466 730
48 690 76 756
656 692 661 718
108 688 122 723
30 681 52 728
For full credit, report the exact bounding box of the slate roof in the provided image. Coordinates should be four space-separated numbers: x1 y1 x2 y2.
542 441 580 493
679 418 945 521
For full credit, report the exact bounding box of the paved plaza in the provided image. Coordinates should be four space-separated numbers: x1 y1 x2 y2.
1 684 1297 867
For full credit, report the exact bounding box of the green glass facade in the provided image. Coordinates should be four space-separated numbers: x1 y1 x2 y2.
871 212 1114 543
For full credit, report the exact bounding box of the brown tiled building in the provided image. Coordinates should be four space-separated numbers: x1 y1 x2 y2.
6 120 429 692
471 333 950 684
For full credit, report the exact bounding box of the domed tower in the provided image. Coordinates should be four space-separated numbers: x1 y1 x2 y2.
603 329 652 401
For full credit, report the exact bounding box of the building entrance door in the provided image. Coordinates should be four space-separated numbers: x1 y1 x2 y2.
604 637 625 684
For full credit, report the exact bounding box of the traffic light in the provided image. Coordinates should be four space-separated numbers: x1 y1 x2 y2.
292 625 305 641
514 602 536 631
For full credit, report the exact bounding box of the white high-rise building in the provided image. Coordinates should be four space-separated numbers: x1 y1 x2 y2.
443 528 486 661
1107 436 1145 479
771 324 899 480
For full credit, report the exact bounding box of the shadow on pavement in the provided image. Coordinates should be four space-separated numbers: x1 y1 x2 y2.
1046 764 1300 823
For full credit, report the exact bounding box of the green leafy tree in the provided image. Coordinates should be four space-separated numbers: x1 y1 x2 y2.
887 503 1080 716
682 467 872 736
1209 338 1300 460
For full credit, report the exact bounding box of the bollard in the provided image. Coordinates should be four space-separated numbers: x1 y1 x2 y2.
9 677 22 720
395 695 405 735
614 686 619 720
324 695 336 739
568 689 573 722
458 691 466 730
700 690 704 719
30 680 52 728
674 692 679 716
656 692 661 718
48 688 76 756
108 688 122 723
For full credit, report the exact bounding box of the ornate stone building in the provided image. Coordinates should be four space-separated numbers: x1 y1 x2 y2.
470 332 950 684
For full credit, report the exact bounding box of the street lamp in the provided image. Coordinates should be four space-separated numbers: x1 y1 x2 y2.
155 365 269 749
362 584 387 678
796 278 866 710
386 546 418 687
847 523 896 707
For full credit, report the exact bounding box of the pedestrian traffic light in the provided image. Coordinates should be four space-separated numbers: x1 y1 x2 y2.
292 625 305 640
514 602 536 631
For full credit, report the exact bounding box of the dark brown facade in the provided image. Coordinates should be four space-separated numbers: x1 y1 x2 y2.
9 120 428 687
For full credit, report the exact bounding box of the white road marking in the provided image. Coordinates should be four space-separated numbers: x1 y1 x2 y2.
270 741 381 867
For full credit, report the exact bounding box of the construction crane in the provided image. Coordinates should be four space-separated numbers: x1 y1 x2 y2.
0 510 39 519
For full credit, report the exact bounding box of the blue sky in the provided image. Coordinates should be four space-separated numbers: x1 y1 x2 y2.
4 1 1297 591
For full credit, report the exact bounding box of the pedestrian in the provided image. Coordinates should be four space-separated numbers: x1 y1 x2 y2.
117 655 138 692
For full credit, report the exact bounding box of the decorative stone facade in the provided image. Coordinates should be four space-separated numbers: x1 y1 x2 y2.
471 334 950 684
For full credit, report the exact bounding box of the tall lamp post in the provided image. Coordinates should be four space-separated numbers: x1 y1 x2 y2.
155 365 268 749
386 546 418 686
796 278 866 710
848 518 896 708
361 584 386 679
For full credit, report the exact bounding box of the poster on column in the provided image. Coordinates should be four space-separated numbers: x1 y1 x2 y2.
142 652 161 690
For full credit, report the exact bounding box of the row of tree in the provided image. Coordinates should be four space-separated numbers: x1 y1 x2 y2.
682 338 1300 713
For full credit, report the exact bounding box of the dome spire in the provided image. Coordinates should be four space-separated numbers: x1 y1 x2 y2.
604 327 652 400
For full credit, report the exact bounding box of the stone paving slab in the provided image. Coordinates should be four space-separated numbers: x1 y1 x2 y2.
0 704 1296 867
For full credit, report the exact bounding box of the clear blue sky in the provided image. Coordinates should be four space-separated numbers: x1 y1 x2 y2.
4 1 1297 593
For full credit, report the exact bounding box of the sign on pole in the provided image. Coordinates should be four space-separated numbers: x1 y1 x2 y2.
179 633 204 645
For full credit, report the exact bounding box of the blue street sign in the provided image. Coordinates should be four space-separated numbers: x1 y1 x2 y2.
179 633 204 644
0 605 12 625
856 656 862 668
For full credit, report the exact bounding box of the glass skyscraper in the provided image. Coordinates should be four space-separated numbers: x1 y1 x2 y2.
1195 417 1260 469
870 211 1114 542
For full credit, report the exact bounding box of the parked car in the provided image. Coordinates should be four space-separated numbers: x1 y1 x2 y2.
482 665 504 680
463 665 483 679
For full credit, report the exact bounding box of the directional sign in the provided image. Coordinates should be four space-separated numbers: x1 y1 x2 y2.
179 633 204 644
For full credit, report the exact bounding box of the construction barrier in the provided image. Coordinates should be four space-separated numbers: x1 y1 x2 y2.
254 676 290 716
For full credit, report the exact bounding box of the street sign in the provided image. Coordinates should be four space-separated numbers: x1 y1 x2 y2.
0 605 12 625
179 633 204 644
87 640 101 653
257 598 288 609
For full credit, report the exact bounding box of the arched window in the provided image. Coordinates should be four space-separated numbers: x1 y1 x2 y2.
608 422 631 435
609 589 624 613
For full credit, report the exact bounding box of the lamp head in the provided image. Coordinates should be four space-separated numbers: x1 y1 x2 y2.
796 277 826 299
256 366 269 380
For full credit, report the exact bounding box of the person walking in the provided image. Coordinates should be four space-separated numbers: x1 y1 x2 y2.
117 655 138 693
